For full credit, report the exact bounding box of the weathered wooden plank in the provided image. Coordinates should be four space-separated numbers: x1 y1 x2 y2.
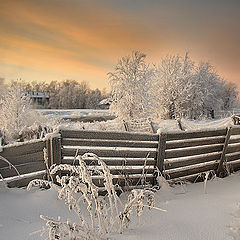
60 129 158 141
52 135 62 165
225 152 240 162
164 161 218 179
0 151 44 168
164 152 222 170
226 143 240 154
166 136 225 149
92 174 155 187
45 134 62 169
51 170 154 187
0 161 46 178
228 159 240 171
57 165 155 174
166 128 227 141
62 138 158 148
62 147 157 158
0 140 45 158
98 184 152 192
167 173 205 183
216 127 232 176
6 171 46 188
230 126 240 136
229 137 240 144
46 137 52 168
156 133 166 172
165 144 223 159
109 167 155 175
62 157 156 166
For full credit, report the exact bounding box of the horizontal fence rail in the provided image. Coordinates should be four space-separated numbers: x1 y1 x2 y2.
1 126 240 188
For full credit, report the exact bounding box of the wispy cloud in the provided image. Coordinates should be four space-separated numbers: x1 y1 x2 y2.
0 0 239 89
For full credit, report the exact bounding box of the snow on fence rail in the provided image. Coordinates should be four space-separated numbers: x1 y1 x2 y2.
1 126 240 188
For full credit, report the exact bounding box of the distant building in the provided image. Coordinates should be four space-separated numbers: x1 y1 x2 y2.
22 91 49 106
98 98 112 109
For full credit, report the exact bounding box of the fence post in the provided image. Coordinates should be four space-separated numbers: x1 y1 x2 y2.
46 133 62 169
156 132 167 175
176 118 184 131
216 127 232 177
148 119 155 133
0 130 3 153
0 137 3 153
123 120 129 131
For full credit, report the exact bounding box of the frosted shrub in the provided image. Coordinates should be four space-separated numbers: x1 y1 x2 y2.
28 153 164 239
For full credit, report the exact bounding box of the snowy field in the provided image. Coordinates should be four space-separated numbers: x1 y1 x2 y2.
36 108 238 130
35 108 236 133
1 173 240 240
36 108 236 121
36 109 113 120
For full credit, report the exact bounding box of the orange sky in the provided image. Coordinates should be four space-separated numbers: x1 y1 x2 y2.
0 0 239 90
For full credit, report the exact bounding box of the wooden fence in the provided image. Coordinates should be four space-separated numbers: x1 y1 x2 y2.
0 139 46 187
162 126 240 182
1 126 240 188
59 129 158 189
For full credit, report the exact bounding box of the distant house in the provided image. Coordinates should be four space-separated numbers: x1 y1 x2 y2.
98 98 112 109
22 91 49 106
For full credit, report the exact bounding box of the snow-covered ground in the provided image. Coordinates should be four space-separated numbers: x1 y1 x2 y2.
36 109 112 120
36 109 235 132
56 116 234 133
1 111 240 240
156 117 233 132
1 173 240 240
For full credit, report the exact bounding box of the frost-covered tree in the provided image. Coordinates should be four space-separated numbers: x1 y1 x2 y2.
153 53 234 119
85 89 104 109
192 62 225 118
222 81 239 110
11 79 107 109
152 53 195 119
109 51 155 120
0 86 45 141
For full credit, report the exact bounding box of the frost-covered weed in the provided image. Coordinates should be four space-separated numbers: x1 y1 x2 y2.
200 170 216 194
28 153 163 240
119 189 155 232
